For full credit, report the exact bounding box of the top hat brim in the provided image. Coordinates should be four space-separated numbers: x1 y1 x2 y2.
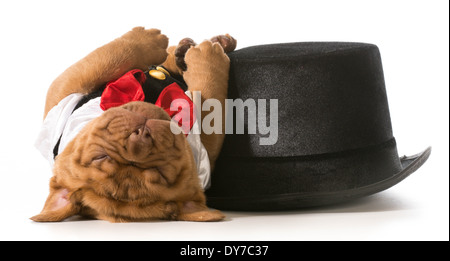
206 146 431 211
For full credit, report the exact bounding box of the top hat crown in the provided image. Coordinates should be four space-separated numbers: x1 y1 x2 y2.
206 42 431 210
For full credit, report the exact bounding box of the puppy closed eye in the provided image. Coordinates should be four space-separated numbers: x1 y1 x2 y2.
92 154 110 162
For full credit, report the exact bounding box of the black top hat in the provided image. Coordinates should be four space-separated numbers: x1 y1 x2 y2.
206 42 431 210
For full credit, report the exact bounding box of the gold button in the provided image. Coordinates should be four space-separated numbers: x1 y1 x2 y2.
149 69 166 80
156 66 170 76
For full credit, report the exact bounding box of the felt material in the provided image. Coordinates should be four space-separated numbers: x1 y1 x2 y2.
207 146 431 210
222 42 391 157
205 42 431 210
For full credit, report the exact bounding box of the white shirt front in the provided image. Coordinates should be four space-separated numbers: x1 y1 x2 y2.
35 92 211 189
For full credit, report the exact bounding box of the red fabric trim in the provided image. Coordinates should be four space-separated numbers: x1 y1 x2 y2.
155 83 195 135
100 69 146 111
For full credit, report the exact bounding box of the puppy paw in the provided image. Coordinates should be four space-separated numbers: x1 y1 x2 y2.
210 34 237 53
174 38 197 71
126 27 169 48
183 40 230 89
122 27 169 67
185 40 230 70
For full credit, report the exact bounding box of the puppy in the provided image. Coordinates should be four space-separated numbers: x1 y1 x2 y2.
31 27 236 222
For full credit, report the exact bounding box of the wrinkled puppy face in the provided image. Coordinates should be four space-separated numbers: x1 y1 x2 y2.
32 101 224 222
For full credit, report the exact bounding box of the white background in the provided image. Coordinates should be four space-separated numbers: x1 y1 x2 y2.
0 0 448 241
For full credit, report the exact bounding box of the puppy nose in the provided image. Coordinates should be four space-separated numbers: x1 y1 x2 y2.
127 125 153 158
123 119 155 162
130 125 152 145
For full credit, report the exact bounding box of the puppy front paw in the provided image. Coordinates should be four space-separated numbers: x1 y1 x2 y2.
210 34 237 53
184 40 230 70
173 34 236 72
122 27 169 67
126 27 169 48
183 40 230 88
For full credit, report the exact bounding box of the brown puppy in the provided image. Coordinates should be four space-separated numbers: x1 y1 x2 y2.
32 27 235 222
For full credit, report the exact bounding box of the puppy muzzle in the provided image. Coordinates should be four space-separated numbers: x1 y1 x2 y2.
126 122 153 161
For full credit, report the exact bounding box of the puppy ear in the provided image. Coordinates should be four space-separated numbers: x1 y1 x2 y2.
30 178 80 222
177 201 225 222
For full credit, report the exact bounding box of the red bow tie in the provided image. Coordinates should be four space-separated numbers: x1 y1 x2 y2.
100 69 195 135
